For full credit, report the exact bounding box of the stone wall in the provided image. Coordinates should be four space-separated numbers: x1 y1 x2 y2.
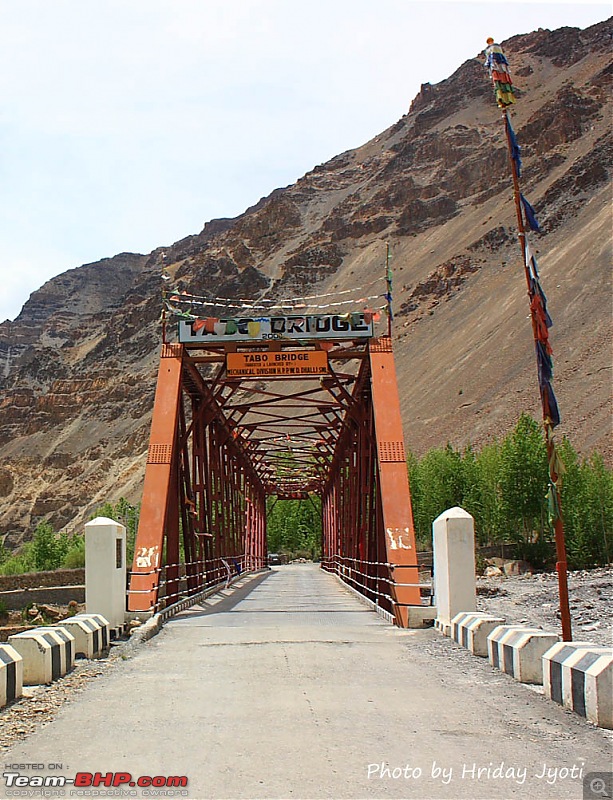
0 586 85 611
0 568 84 592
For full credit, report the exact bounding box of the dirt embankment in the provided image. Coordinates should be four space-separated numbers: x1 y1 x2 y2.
477 566 612 647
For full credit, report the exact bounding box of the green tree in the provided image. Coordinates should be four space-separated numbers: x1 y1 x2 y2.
62 534 86 569
460 445 488 545
407 450 427 545
0 522 81 574
91 498 139 564
558 439 613 568
584 451 613 565
267 497 322 559
30 523 74 571
473 441 505 546
410 443 465 546
498 413 550 564
30 522 58 570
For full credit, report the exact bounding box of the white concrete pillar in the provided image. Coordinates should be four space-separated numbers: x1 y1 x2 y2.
433 506 476 633
85 516 126 631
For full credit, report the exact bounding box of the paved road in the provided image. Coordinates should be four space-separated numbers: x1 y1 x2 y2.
2 565 611 800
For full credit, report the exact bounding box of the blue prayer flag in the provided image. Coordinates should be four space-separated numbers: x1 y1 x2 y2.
505 113 522 177
542 382 561 427
521 194 541 232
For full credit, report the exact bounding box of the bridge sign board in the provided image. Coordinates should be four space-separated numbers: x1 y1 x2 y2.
178 313 374 343
227 350 329 378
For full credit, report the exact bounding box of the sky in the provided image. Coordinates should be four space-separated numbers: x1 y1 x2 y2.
0 1 609 322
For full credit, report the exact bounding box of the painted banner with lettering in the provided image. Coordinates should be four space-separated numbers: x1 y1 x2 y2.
178 313 374 343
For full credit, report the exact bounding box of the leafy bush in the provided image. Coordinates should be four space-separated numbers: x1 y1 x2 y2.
63 539 86 569
558 444 612 568
0 522 87 575
0 498 139 576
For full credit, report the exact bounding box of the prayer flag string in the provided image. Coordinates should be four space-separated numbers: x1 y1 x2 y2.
484 36 572 640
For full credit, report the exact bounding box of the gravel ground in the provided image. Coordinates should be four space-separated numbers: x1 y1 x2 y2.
1 567 610 756
476 566 612 647
0 649 121 754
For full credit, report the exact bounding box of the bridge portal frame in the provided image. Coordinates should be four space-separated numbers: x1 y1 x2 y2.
127 333 421 625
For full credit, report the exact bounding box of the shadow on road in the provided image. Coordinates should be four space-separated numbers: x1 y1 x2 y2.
172 569 276 619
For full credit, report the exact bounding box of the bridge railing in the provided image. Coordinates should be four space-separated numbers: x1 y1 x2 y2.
321 554 433 617
127 553 267 615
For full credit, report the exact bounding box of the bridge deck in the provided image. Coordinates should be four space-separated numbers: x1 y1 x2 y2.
2 565 610 799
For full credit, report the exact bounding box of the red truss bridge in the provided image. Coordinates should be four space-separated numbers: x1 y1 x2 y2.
127 310 424 626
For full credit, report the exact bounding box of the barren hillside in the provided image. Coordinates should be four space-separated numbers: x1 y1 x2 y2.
0 20 611 546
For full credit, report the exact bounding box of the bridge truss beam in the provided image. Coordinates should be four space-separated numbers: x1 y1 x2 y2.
127 344 267 613
321 337 421 625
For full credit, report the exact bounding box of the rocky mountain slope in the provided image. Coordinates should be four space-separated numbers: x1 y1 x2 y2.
0 20 611 547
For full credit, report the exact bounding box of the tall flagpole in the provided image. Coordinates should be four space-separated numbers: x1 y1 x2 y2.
161 252 169 345
485 37 572 641
385 242 393 338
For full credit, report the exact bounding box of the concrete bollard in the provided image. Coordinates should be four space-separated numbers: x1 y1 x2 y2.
0 644 23 706
543 642 603 705
433 507 476 635
73 613 110 650
487 625 559 684
33 627 75 675
85 517 126 633
451 612 506 657
56 617 104 659
451 612 488 643
542 643 613 729
8 631 56 685
465 615 508 657
9 627 74 685
564 649 613 729
487 625 539 671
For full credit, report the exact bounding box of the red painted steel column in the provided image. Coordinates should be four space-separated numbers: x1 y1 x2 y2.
127 344 184 612
368 337 421 626
245 497 253 571
322 491 333 570
257 491 266 568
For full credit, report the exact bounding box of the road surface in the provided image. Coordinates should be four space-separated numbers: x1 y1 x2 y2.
1 565 611 799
